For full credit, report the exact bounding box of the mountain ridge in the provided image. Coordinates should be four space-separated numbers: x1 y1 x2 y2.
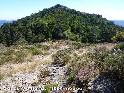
0 20 11 26
0 4 124 46
113 20 124 27
0 20 13 27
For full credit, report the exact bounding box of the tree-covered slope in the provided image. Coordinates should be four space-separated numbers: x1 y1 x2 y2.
0 4 124 46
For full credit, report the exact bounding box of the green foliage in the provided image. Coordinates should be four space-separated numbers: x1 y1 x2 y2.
114 42 124 50
28 46 43 55
43 84 58 93
112 32 124 42
0 4 124 46
66 73 75 85
25 44 50 55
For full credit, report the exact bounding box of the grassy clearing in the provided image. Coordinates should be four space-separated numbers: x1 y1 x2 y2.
0 48 29 65
0 43 50 65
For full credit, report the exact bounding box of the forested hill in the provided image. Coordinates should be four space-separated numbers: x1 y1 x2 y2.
0 4 124 46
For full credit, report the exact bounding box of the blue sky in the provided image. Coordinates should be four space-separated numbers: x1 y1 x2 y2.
0 0 124 20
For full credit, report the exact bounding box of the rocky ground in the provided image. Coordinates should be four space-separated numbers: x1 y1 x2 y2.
0 65 68 93
0 41 70 93
1 41 124 93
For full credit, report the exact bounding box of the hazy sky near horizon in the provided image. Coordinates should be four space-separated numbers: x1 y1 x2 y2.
0 0 124 20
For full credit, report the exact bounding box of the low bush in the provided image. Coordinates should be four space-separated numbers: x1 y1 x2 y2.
43 84 58 93
71 41 84 49
66 73 75 85
114 42 124 51
38 68 50 83
29 46 43 55
88 47 124 79
0 48 28 65
52 49 72 66
111 32 124 42
34 44 50 50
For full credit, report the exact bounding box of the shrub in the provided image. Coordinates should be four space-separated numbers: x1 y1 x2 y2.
52 49 72 66
34 44 50 50
39 69 50 78
114 42 124 51
38 68 50 83
66 74 75 85
43 84 58 93
71 41 84 49
88 47 124 79
28 46 43 55
111 32 124 42
0 48 28 65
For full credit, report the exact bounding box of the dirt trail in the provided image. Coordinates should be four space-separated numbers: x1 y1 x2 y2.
0 46 69 93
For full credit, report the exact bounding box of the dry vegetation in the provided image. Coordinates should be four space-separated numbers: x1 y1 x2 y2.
1 40 124 93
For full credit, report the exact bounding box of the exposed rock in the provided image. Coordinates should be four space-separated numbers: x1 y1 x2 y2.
90 72 124 93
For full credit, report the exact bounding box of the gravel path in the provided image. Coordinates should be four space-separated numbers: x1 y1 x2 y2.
0 65 68 93
0 47 69 93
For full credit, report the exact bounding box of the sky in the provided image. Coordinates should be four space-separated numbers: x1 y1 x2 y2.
0 0 124 20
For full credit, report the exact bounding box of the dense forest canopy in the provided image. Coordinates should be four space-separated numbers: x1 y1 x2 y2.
0 4 124 46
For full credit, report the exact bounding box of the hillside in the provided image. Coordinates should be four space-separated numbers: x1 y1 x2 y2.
1 4 124 93
0 4 124 46
0 40 124 92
